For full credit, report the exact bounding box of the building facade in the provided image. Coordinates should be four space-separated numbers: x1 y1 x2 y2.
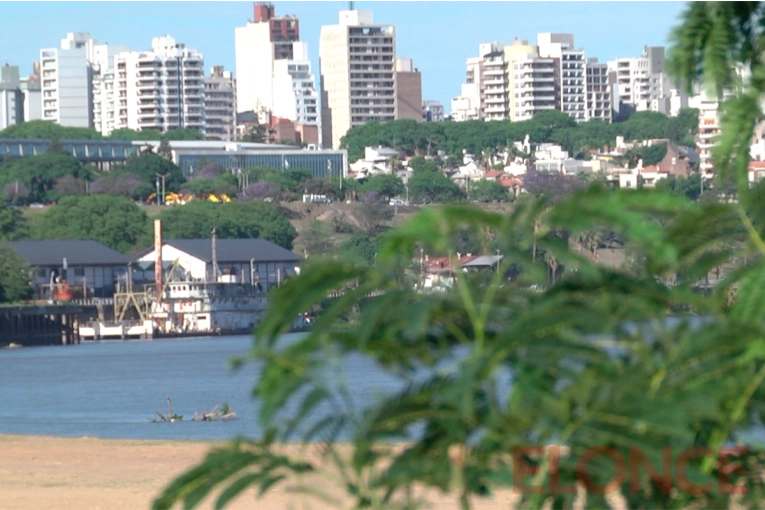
320 10 397 149
271 41 319 126
204 65 236 141
585 58 611 122
422 100 444 122
235 3 300 115
20 63 42 123
608 46 676 117
395 58 422 122
103 36 205 136
0 65 23 130
537 33 586 122
40 33 95 127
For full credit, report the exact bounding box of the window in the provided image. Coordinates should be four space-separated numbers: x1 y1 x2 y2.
37 268 46 278
74 267 85 277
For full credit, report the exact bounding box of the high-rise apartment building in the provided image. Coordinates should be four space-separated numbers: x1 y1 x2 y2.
204 66 236 141
235 3 300 115
40 33 96 127
40 33 129 129
395 58 422 122
454 36 609 123
504 39 557 122
97 36 205 136
320 10 397 149
272 41 319 125
537 33 586 122
482 47 509 121
0 65 24 130
608 46 675 117
585 58 611 122
20 63 41 122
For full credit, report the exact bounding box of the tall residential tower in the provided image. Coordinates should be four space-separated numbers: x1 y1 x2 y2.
320 10 397 149
235 3 300 115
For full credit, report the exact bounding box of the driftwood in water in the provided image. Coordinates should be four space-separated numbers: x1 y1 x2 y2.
151 396 183 422
191 403 237 421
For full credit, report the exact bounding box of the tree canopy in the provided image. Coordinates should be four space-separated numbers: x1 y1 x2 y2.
119 153 186 197
339 109 700 162
156 201 297 250
0 243 32 303
29 195 150 253
0 120 103 140
0 153 91 204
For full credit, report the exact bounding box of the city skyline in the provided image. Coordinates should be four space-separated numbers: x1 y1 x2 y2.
0 1 687 111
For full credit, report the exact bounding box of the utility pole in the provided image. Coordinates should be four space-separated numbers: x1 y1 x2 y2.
156 173 168 206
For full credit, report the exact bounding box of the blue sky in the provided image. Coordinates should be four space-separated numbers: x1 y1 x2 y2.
0 2 687 110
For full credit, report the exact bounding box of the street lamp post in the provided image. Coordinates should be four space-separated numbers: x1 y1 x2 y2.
156 173 168 206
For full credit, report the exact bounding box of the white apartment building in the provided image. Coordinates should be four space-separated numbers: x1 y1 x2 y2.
102 36 205 136
320 10 397 149
696 95 719 174
20 72 41 123
483 47 509 121
455 36 605 123
538 33 586 122
204 66 236 141
585 58 611 122
608 46 677 117
422 100 444 122
451 56 483 121
504 39 557 122
40 33 96 127
510 55 558 121
40 33 129 129
0 65 23 130
272 41 319 125
235 3 300 115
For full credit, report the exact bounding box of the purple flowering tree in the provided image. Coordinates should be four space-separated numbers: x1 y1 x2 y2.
522 169 583 204
189 162 226 182
238 180 281 203
90 174 144 199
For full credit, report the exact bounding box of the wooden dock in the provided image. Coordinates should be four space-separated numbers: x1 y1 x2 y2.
0 304 98 347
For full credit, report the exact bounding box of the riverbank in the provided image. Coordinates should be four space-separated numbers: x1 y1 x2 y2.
0 434 519 509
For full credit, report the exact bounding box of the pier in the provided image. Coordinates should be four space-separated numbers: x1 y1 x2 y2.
0 305 98 347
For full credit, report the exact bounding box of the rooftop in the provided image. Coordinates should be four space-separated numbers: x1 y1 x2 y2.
9 240 130 266
135 238 302 264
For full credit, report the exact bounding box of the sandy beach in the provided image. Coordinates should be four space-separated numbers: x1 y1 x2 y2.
0 435 517 510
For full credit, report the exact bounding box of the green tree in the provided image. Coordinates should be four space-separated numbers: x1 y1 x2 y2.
360 174 406 200
408 170 465 204
0 201 27 241
0 154 89 203
156 201 297 249
0 243 32 303
120 153 185 196
239 119 268 143
31 195 150 253
0 120 102 140
108 128 162 141
469 179 508 203
341 231 383 266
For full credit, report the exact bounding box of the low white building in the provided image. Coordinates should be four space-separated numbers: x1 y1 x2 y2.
350 146 401 175
134 238 302 292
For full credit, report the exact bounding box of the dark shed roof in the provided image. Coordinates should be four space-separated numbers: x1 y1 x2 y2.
9 240 130 266
134 238 301 264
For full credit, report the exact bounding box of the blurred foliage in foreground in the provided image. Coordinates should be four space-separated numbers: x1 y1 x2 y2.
154 3 765 509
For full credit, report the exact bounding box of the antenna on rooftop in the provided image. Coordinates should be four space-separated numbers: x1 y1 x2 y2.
349 1 354 10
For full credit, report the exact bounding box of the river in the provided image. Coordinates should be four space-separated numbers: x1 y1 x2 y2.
0 334 401 441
